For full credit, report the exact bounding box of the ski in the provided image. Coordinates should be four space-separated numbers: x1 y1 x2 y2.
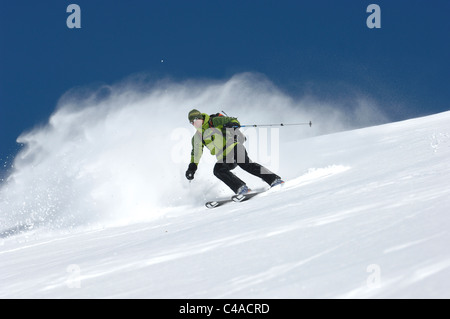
204 181 285 209
205 190 265 209
205 198 233 209
231 191 261 202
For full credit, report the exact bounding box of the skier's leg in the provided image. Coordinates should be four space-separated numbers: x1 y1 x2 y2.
213 161 246 194
235 143 281 185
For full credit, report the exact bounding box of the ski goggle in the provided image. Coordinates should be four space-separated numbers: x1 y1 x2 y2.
190 117 201 124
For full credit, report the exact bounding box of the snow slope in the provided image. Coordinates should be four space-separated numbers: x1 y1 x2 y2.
1 111 450 298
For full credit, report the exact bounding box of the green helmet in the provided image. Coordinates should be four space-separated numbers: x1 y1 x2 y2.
188 109 202 123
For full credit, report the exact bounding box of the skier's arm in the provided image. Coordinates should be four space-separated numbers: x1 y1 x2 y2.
186 133 203 180
190 133 204 165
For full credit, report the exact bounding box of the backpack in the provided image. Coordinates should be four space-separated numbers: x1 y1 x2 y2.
208 113 246 144
208 113 225 127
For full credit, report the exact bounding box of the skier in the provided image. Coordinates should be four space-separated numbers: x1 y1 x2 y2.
185 109 284 195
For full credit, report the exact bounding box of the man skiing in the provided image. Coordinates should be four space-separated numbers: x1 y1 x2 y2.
185 109 284 195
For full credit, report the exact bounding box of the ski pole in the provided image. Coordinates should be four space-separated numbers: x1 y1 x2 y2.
240 121 312 128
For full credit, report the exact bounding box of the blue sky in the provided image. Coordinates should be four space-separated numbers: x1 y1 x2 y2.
1 0 449 175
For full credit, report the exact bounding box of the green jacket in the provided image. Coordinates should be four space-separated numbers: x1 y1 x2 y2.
190 113 242 165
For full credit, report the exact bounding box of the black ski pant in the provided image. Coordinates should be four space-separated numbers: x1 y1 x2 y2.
213 143 280 194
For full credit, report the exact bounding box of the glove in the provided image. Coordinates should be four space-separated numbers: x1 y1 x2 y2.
185 163 197 181
186 170 195 180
